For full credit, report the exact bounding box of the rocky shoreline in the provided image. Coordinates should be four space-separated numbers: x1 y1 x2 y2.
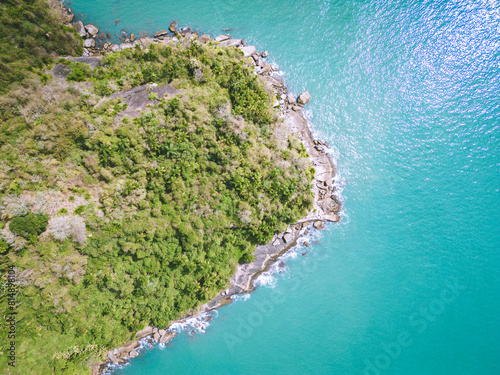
52 7 339 375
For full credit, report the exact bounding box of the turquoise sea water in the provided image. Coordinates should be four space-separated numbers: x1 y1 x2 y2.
66 0 500 373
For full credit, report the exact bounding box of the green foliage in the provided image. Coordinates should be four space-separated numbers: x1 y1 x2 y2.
0 238 9 254
74 205 85 215
0 34 314 375
0 0 83 92
9 213 49 239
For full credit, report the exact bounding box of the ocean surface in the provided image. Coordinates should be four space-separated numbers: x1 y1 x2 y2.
65 0 500 373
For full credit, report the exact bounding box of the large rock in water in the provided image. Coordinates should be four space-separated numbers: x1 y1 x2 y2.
169 21 178 33
85 24 99 36
298 91 311 105
73 21 86 37
154 30 168 38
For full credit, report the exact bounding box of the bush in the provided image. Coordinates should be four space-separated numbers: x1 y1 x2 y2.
9 213 49 239
66 68 86 82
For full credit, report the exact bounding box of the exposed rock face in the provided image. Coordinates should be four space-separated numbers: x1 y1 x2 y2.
83 38 96 48
261 50 269 57
130 33 136 42
85 24 99 36
73 21 86 37
154 30 169 38
169 21 178 33
215 34 231 42
298 91 311 105
240 45 256 57
129 350 139 358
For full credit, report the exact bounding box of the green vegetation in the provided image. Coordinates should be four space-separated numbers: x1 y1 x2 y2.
9 213 49 241
0 7 314 375
0 0 83 93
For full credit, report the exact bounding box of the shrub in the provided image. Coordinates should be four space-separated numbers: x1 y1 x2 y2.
66 68 86 82
0 238 9 254
9 213 49 239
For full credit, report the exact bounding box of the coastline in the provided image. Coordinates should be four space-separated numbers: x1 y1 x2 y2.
50 6 338 374
98 40 338 373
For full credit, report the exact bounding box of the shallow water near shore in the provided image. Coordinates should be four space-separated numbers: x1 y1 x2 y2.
65 0 500 373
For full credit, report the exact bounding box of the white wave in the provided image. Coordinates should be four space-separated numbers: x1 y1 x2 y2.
169 310 217 335
254 271 277 288
231 293 251 302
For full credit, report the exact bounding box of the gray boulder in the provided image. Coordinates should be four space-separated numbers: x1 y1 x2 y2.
215 34 231 42
298 91 311 105
85 24 99 36
119 42 134 50
219 39 242 47
73 21 86 37
313 221 324 230
321 197 340 213
240 45 256 57
198 34 211 43
169 21 178 33
83 38 95 48
154 30 168 38
129 350 139 358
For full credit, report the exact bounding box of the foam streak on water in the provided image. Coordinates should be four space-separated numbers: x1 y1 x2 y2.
66 0 500 373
